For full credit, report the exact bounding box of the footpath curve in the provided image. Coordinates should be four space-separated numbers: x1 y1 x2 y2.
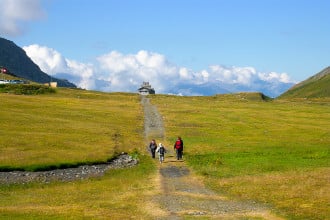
141 95 283 220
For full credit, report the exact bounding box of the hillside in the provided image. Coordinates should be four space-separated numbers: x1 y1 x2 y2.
278 66 330 99
0 37 76 87
0 72 20 80
227 92 272 101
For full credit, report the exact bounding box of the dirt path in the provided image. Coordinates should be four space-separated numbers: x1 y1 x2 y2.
141 96 283 220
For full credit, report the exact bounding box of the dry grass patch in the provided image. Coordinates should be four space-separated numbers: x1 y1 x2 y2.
210 167 330 220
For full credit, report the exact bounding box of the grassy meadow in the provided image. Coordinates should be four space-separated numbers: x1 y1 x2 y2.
0 88 158 219
0 88 329 219
0 89 144 171
151 93 329 220
0 156 156 219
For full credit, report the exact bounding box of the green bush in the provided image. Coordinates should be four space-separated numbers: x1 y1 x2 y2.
0 84 56 95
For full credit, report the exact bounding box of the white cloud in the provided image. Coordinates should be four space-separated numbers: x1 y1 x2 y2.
208 65 294 85
23 44 294 97
179 67 191 80
23 44 67 74
258 72 292 83
0 0 45 36
96 50 178 92
208 65 256 85
23 44 95 90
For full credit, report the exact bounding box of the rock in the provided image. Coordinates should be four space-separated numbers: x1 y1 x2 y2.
0 153 138 184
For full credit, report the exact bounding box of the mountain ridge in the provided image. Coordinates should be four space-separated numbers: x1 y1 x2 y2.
278 66 330 99
0 37 76 87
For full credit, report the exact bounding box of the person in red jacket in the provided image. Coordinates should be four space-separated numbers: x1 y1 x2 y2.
173 136 184 160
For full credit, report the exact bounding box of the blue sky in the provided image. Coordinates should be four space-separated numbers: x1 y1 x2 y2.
1 0 329 96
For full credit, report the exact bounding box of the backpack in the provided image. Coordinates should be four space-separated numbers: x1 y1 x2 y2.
159 146 165 154
175 140 182 149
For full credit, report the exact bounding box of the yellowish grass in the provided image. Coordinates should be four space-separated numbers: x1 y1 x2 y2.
0 89 158 219
0 89 144 169
0 155 157 219
211 167 330 219
142 169 168 219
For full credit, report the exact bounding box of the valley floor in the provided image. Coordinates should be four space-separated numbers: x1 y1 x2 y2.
141 96 284 219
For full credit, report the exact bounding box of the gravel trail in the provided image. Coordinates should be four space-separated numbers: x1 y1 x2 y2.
141 95 283 220
141 95 165 141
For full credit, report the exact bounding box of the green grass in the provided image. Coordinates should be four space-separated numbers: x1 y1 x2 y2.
0 84 56 95
0 72 21 80
188 146 329 178
1 90 329 219
0 88 157 219
0 88 144 170
279 71 330 99
151 94 330 219
0 154 156 219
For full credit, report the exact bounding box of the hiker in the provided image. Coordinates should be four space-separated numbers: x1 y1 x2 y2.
149 139 157 158
156 143 166 163
174 136 184 160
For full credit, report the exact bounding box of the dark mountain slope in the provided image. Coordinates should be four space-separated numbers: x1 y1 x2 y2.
0 37 76 87
278 67 330 99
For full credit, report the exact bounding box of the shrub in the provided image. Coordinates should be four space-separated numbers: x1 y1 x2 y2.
0 84 56 95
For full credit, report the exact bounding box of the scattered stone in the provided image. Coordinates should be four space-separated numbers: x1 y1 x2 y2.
188 211 207 216
0 153 138 184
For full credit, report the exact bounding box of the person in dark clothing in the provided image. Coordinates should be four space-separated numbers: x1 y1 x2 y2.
174 136 184 160
149 139 157 158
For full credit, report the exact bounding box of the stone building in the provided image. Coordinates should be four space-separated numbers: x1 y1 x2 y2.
138 82 155 95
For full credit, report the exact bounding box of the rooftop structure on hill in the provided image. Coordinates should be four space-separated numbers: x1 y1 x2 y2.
138 82 155 95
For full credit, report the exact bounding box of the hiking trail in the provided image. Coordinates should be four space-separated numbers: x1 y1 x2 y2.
141 95 283 220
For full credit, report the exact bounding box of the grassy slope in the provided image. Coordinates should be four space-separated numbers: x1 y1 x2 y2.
151 93 330 220
0 73 19 80
279 68 330 99
0 88 157 219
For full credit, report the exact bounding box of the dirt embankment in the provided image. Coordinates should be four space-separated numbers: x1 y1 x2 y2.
141 95 283 220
